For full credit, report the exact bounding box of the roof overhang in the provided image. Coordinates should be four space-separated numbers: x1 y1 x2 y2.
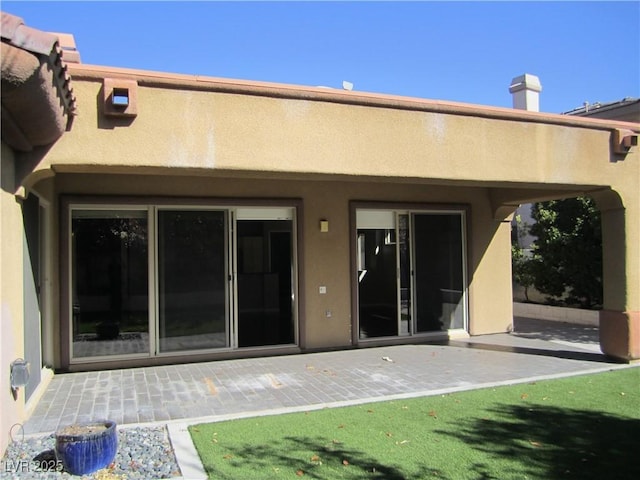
67 63 639 135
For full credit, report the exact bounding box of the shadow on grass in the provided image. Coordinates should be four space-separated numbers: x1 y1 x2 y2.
438 404 640 480
206 435 445 479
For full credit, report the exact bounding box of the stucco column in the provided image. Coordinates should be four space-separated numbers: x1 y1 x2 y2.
468 204 514 336
596 189 640 362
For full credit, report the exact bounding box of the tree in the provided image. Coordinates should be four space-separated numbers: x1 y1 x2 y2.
511 215 536 302
528 197 603 309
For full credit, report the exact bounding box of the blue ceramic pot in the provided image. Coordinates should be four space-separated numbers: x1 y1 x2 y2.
55 420 118 475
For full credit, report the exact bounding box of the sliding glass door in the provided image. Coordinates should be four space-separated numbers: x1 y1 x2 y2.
69 204 297 363
356 208 467 340
412 213 465 332
157 210 228 352
357 210 399 338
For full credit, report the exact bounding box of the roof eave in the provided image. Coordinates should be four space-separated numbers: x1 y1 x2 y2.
67 63 640 134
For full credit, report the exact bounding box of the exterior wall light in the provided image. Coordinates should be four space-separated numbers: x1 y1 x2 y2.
102 78 138 118
10 358 30 393
320 219 329 233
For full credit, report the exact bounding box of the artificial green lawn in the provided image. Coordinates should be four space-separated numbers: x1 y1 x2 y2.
189 367 640 479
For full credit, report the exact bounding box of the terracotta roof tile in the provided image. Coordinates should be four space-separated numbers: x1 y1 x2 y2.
1 12 58 55
1 11 77 118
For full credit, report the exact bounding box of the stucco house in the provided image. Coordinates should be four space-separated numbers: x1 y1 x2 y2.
564 97 640 123
1 12 638 455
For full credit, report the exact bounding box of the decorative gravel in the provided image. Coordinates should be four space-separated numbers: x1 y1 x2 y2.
0 426 181 479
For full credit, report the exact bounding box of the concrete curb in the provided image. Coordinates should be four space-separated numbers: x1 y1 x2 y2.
167 423 207 480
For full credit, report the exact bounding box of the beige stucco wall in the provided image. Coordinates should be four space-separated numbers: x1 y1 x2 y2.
48 173 512 357
34 78 634 192
1 142 26 455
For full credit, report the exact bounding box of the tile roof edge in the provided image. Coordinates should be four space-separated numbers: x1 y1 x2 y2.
563 98 640 116
67 63 640 133
1 11 58 55
1 11 77 149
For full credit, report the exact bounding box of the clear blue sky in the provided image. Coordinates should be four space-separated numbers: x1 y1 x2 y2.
3 1 639 113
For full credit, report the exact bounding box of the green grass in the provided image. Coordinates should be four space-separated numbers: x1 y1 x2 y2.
189 367 640 479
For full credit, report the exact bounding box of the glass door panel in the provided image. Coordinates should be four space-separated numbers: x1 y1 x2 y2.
357 229 398 338
413 213 465 333
236 219 294 347
356 209 399 339
157 210 227 352
71 210 149 358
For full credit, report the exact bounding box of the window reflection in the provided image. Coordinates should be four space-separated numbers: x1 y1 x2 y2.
413 214 465 332
158 210 227 352
237 220 294 347
72 211 149 357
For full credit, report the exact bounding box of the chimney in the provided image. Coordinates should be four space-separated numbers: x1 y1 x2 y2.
509 74 542 112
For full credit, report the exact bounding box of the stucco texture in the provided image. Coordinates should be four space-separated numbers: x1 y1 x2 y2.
1 143 26 455
39 80 632 190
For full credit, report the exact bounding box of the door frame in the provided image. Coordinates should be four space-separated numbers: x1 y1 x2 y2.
22 192 43 401
22 190 55 409
350 201 470 345
60 196 303 369
233 208 298 349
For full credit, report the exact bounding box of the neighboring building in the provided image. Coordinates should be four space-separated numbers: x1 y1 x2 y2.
2 13 639 455
563 97 640 123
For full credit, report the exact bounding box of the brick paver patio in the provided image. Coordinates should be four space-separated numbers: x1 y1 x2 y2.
23 317 620 435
